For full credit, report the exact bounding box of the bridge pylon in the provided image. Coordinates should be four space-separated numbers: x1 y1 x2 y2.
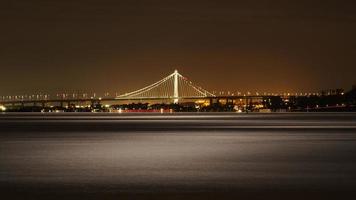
173 69 179 104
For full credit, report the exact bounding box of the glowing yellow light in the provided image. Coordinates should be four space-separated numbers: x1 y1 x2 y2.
0 105 6 111
195 100 205 104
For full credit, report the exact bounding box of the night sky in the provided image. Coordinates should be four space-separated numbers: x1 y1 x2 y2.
1 0 356 96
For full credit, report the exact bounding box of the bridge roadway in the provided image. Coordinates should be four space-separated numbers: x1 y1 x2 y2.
0 96 269 106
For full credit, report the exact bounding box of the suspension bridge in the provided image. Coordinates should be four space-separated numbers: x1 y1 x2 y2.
0 70 220 107
116 70 215 103
0 70 320 111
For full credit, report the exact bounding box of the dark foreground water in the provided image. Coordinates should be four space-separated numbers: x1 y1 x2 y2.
1 113 356 200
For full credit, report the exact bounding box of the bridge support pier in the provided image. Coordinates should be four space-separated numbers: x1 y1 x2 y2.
209 97 218 106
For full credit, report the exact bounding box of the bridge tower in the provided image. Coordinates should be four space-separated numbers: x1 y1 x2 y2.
173 69 179 104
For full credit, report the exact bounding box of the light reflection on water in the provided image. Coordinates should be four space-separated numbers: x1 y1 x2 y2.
1 113 356 198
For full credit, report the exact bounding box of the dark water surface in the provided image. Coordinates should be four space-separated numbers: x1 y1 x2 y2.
1 113 356 199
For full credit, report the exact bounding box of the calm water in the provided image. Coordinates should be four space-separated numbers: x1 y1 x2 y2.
1 113 356 199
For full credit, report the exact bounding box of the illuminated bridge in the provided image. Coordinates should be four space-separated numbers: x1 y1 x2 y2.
116 70 215 103
0 70 280 108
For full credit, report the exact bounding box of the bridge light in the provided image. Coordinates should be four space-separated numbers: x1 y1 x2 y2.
0 105 6 111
